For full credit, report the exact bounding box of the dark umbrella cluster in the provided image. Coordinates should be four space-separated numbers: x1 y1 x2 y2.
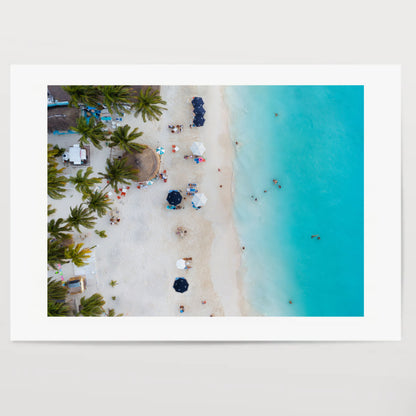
192 97 205 127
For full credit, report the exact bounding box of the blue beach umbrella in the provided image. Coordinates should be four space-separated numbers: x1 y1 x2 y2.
156 146 165 155
173 277 189 293
193 105 206 116
193 115 205 127
192 97 204 106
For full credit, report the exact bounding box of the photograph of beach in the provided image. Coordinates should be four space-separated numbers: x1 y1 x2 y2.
47 84 364 317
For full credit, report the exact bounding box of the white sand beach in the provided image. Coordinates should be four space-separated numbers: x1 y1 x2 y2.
48 86 245 316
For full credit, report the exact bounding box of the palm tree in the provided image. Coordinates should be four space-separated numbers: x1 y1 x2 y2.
106 308 123 317
109 125 146 154
72 117 109 149
48 218 72 240
78 293 106 316
99 157 139 192
48 144 60 167
62 86 100 108
96 86 133 115
65 243 92 267
66 205 97 233
48 165 68 199
109 280 118 287
48 300 71 317
95 230 107 238
48 144 67 199
48 277 68 302
133 87 167 122
84 190 112 217
48 204 56 216
48 238 68 270
68 167 102 195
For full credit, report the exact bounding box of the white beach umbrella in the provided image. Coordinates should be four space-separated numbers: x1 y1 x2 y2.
176 259 187 269
192 193 208 207
190 142 206 156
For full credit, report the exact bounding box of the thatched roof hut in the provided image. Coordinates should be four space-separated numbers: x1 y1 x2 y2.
48 86 71 102
122 147 160 182
48 106 80 133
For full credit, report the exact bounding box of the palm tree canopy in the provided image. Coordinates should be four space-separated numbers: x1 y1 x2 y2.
99 157 139 192
48 300 71 317
48 238 69 270
84 189 112 217
72 117 109 149
65 242 92 267
79 293 106 316
48 165 68 199
48 277 68 302
96 86 133 115
109 125 146 154
48 204 56 217
48 144 67 199
68 166 102 195
62 86 100 108
48 218 72 240
66 205 97 233
133 87 167 122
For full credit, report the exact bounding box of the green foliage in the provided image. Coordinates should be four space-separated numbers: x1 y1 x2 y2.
96 86 133 115
48 218 72 240
111 296 116 300
72 117 109 149
65 243 92 267
48 300 71 317
48 238 69 270
109 280 118 287
109 125 146 154
99 157 139 192
53 145 66 157
133 87 167 122
78 293 106 316
66 205 97 233
62 86 100 108
95 230 108 238
106 308 124 317
84 190 112 217
48 204 56 216
48 145 67 200
68 166 102 195
48 277 68 302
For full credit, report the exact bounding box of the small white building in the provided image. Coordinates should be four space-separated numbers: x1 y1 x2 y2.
62 144 88 166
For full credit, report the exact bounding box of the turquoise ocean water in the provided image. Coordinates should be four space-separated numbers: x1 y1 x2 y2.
226 86 364 316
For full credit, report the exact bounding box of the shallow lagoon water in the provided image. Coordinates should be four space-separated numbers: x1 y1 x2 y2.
226 86 364 316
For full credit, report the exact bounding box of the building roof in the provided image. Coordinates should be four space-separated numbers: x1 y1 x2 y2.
48 86 71 102
48 106 80 132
